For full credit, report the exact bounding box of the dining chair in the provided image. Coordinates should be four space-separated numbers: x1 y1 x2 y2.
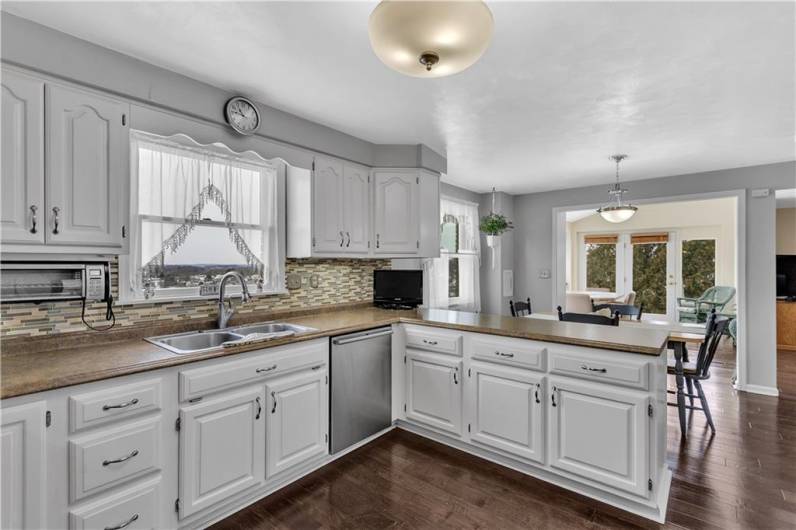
556 306 619 326
592 302 644 321
509 297 532 317
667 311 730 434
565 292 593 313
677 286 735 323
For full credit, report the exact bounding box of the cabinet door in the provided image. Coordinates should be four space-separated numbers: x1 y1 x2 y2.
178 386 265 518
373 170 419 254
265 368 328 479
405 350 462 436
548 377 649 498
468 362 545 463
1 70 45 245
1 401 46 530
45 83 128 248
312 157 345 252
341 163 370 254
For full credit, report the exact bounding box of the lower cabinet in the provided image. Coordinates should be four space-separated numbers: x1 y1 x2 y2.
178 386 265 519
405 350 463 436
468 362 545 464
548 377 650 498
265 368 328 479
0 401 47 530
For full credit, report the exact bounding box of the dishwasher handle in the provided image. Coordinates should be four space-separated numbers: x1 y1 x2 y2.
332 329 393 346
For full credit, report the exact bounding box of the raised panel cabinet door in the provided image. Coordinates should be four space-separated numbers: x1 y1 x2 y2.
373 170 419 254
1 70 45 245
312 156 345 253
468 362 545 464
45 83 129 247
178 386 265 519
405 350 463 436
548 377 649 498
341 163 370 254
0 401 46 530
265 367 328 479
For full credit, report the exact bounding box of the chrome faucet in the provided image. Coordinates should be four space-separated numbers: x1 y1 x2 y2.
217 271 252 329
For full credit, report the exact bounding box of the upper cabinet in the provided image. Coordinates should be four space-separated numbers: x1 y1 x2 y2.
0 67 130 255
287 158 440 259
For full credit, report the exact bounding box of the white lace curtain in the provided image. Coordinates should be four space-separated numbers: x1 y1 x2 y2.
425 197 481 312
128 131 281 297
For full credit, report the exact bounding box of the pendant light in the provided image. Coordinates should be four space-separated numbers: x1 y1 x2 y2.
368 1 494 78
597 154 638 223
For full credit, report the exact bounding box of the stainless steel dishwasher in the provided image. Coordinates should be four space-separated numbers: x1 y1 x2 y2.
330 327 393 454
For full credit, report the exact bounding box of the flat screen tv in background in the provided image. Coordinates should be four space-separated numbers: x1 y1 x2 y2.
373 269 423 309
777 255 796 299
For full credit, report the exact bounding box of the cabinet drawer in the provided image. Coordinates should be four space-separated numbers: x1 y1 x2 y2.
69 379 162 433
405 326 462 356
69 477 160 530
549 348 650 390
470 335 547 372
179 338 327 401
69 418 161 502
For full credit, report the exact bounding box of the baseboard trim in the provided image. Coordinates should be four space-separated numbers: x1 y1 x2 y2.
740 383 780 396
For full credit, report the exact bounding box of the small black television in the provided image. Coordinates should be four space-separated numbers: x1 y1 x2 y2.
777 255 796 298
374 269 423 308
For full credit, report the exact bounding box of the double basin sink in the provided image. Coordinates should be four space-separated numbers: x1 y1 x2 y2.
146 322 317 355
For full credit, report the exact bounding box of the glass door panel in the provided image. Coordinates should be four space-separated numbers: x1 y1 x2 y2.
632 242 668 316
681 239 716 298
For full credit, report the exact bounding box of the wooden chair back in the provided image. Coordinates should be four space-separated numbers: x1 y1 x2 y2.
556 306 619 326
592 303 644 321
509 298 532 317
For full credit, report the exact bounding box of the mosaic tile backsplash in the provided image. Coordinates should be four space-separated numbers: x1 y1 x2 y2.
1 259 390 338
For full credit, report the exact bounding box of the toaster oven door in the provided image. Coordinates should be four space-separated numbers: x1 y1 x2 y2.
0 264 86 303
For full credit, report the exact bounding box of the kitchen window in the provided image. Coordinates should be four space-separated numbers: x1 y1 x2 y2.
121 131 283 302
426 197 481 311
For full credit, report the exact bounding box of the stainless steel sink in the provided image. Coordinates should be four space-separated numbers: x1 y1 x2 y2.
146 322 317 355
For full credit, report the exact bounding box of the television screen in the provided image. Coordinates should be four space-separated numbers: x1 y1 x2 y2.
374 270 423 306
777 255 796 297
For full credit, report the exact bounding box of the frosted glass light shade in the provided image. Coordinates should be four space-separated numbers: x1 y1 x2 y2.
598 205 638 223
368 1 494 78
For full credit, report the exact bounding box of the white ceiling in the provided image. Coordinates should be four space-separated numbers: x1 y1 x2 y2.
4 1 794 194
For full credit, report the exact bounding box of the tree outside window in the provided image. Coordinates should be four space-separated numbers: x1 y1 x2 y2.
585 243 616 290
441 214 460 298
682 239 716 298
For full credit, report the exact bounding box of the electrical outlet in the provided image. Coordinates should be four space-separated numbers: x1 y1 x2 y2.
539 269 551 280
286 273 302 290
310 274 320 288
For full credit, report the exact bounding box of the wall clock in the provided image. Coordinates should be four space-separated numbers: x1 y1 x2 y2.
224 96 261 135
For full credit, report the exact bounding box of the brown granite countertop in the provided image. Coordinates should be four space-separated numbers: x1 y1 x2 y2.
1 306 668 399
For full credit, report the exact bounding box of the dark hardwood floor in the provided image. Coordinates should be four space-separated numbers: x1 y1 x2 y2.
211 340 796 529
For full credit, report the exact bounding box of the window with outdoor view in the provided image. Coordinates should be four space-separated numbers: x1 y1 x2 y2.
632 234 668 314
584 235 617 291
682 239 716 298
124 131 282 301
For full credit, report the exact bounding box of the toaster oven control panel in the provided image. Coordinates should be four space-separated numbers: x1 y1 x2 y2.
85 265 106 300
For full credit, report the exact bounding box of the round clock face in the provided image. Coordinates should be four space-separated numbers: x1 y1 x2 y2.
225 97 260 135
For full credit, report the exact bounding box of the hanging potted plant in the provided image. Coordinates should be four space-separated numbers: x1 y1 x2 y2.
479 188 514 248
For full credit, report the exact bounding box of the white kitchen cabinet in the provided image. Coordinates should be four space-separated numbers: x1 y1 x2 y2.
46 83 129 249
468 362 545 463
1 70 45 245
311 157 346 253
405 350 463 436
0 400 47 530
548 377 650 498
372 169 420 254
341 163 370 253
265 367 328 479
178 386 265 519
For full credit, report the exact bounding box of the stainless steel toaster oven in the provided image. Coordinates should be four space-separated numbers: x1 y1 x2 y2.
0 262 111 303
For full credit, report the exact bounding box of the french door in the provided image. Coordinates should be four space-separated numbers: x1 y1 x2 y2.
620 233 677 319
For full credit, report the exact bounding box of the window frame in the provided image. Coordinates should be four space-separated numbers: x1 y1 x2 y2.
119 132 287 304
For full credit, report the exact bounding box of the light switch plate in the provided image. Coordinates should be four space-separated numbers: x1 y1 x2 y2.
539 269 551 280
502 270 514 297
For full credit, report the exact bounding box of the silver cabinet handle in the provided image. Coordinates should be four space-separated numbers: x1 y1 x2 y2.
551 386 558 407
255 396 262 420
29 205 38 234
534 383 541 404
271 391 277 413
339 230 345 247
102 449 139 466
495 351 515 358
345 231 351 247
104 513 139 530
51 206 60 234
102 398 139 411
256 364 277 374
580 364 607 373
422 339 438 345
453 369 458 385
376 233 380 248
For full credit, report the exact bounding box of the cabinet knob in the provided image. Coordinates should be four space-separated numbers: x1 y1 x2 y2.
29 205 38 234
52 206 60 235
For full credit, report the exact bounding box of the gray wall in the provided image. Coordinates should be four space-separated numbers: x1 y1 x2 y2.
0 12 445 172
513 161 796 391
479 191 515 316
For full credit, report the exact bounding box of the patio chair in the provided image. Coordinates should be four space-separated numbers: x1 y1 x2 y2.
677 286 735 323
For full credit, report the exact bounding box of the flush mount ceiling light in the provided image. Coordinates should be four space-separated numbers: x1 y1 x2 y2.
597 154 638 223
368 0 494 78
